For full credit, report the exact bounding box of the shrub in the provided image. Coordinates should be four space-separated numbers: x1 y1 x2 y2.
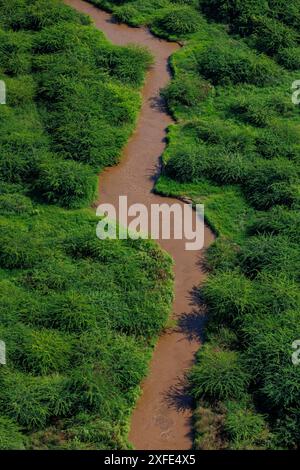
34 159 97 208
155 7 201 36
243 158 299 209
205 237 239 272
251 16 298 55
230 98 271 127
0 221 43 269
202 271 254 325
164 146 205 182
0 371 70 429
0 416 25 450
33 291 98 333
248 206 300 242
197 43 280 86
112 5 139 26
162 75 212 110
190 344 250 401
5 75 36 106
225 402 271 449
243 310 300 409
255 124 300 160
0 193 34 214
238 234 300 279
23 259 76 293
276 47 300 70
194 404 226 450
16 328 73 375
0 30 31 75
206 147 249 184
95 44 153 87
2 0 90 31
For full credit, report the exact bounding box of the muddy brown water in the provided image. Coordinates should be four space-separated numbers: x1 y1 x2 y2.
65 0 215 450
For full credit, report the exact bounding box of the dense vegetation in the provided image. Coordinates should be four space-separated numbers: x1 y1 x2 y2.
96 0 300 450
0 0 173 449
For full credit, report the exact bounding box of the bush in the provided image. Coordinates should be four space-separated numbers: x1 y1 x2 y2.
255 124 300 160
251 16 297 55
0 416 25 450
164 146 204 182
230 97 271 127
112 5 139 26
34 159 97 208
243 310 300 409
0 193 34 214
202 271 254 325
238 234 300 279
243 158 299 209
276 47 300 70
0 371 71 429
0 30 31 75
225 402 271 449
17 328 73 375
197 43 280 86
0 221 43 269
190 344 250 401
162 75 212 110
95 44 153 87
36 291 99 333
5 75 36 106
155 7 201 36
0 0 89 31
248 206 300 242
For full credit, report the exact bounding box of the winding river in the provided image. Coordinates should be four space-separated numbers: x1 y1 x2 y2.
65 0 214 450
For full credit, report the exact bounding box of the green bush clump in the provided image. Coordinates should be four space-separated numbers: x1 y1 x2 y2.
243 310 300 409
0 0 89 31
202 271 254 325
0 193 34 214
248 206 300 242
164 146 204 182
199 0 270 35
225 402 271 450
243 158 299 209
0 30 32 75
0 416 25 450
206 147 249 184
197 43 280 86
5 75 36 106
0 371 71 429
112 5 139 26
255 124 300 160
251 16 298 55
155 7 201 36
205 238 239 272
0 222 43 269
276 47 300 70
23 259 76 293
39 291 99 333
230 98 271 127
238 234 299 279
17 328 73 376
34 159 97 208
95 44 153 87
162 75 212 111
190 344 250 401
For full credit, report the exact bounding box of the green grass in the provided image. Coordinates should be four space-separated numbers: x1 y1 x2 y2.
0 0 173 450
97 0 300 450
